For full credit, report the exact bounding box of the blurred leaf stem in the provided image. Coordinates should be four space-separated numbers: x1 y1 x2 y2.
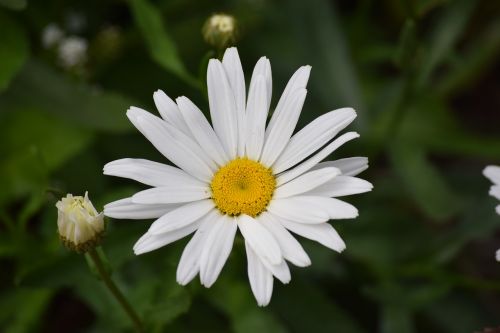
87 248 144 333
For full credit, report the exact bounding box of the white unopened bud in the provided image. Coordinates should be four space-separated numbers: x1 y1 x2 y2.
56 192 104 253
202 13 238 50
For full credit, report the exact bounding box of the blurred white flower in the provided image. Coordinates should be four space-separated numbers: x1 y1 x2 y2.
483 165 500 262
104 47 372 306
56 192 104 252
42 23 64 48
58 36 88 68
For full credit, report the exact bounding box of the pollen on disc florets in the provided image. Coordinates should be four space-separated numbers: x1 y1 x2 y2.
211 158 276 217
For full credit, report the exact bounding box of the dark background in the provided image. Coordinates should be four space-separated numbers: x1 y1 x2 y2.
0 0 499 332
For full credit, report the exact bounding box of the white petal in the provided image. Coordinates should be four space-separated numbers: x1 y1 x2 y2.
269 196 358 222
305 175 373 197
153 90 191 134
249 57 272 113
176 96 230 166
245 75 269 160
260 212 311 267
274 167 340 199
207 59 238 159
127 107 215 182
261 256 290 284
104 197 180 219
222 48 247 157
280 220 346 253
496 249 500 261
132 185 210 205
222 47 246 114
176 211 218 285
273 108 357 173
199 214 237 287
133 221 200 255
267 197 329 224
312 157 369 176
245 242 273 307
148 200 214 234
484 165 500 185
103 158 203 187
276 132 360 186
261 66 310 167
496 205 500 215
237 215 283 265
490 185 500 200
260 88 307 167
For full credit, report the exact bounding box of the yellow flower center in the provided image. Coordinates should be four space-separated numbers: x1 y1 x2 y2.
211 158 276 217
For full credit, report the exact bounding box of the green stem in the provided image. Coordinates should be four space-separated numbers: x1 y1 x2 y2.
88 249 144 332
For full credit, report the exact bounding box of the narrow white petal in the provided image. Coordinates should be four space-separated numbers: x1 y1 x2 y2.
153 90 191 134
261 66 311 167
280 219 346 253
222 47 246 114
274 167 340 199
237 215 283 265
273 108 357 173
104 197 180 219
132 185 210 205
127 107 215 182
496 205 500 215
148 200 214 234
267 197 329 224
276 132 360 186
249 57 272 112
222 48 247 156
260 88 307 167
207 59 238 158
245 242 273 307
484 165 500 185
496 249 500 261
490 185 500 200
177 96 230 165
312 157 369 176
103 158 203 187
133 221 200 255
176 211 218 285
305 175 373 197
245 75 269 160
199 214 237 287
269 196 358 222
260 212 311 267
262 257 290 284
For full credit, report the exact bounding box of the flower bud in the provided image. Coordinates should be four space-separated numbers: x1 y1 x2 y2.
202 13 239 50
56 192 104 253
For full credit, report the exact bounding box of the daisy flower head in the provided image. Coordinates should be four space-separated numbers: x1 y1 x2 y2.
104 47 373 306
483 165 500 262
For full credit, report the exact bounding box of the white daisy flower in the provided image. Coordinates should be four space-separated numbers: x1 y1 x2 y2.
104 47 372 306
483 165 500 262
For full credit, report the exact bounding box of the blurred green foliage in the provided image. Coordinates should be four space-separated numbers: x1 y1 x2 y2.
0 0 499 332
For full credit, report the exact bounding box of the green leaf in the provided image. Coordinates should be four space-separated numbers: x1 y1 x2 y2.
395 20 417 70
0 60 135 133
417 0 477 87
0 288 53 333
128 0 199 89
389 142 461 221
0 0 26 10
0 109 94 204
0 11 28 91
304 0 365 127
